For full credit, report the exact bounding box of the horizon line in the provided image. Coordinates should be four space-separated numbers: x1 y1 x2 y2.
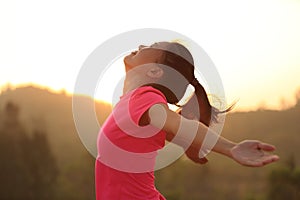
0 82 299 113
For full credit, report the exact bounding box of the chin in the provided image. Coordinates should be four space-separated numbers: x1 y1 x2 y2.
123 57 131 70
124 63 134 72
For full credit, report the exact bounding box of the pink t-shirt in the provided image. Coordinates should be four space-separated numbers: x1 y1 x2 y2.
95 86 167 200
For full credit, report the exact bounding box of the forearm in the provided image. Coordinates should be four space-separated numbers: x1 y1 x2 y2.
185 122 236 157
210 133 236 158
174 118 236 158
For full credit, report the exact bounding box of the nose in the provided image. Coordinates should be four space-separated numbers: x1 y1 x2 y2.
138 45 147 50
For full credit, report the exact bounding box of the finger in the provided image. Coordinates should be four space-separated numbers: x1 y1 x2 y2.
241 155 280 167
197 157 208 164
250 155 280 167
262 155 280 165
192 157 208 164
258 143 276 151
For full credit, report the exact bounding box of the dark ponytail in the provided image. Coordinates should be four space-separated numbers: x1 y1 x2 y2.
179 77 213 126
179 77 234 127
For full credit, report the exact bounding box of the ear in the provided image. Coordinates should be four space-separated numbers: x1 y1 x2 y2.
146 65 164 79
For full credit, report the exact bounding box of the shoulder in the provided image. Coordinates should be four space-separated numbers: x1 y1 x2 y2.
127 86 167 126
133 86 166 99
148 103 181 134
129 86 167 105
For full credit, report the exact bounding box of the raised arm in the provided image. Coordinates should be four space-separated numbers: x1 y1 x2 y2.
148 103 279 167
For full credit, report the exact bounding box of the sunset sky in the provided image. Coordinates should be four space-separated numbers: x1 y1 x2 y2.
1 0 300 111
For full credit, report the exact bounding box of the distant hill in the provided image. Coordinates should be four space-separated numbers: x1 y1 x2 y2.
0 85 112 168
0 85 299 199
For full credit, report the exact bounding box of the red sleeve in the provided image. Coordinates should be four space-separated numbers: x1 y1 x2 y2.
129 86 167 126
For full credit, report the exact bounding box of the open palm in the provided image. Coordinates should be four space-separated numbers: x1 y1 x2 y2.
230 140 279 167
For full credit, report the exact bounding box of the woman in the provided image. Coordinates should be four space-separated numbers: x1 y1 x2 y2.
95 42 279 199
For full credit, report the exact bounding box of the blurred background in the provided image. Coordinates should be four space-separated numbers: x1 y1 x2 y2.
1 0 300 199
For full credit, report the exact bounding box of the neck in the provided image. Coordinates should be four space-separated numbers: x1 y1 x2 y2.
123 75 146 95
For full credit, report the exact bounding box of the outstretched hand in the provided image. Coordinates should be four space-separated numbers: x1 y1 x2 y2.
230 140 279 167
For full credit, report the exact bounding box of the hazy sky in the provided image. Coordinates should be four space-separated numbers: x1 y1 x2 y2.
1 0 300 111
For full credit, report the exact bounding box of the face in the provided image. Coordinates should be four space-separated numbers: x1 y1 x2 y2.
123 44 164 72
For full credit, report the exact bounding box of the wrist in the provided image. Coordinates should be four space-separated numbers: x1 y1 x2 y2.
223 142 236 158
213 139 236 158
